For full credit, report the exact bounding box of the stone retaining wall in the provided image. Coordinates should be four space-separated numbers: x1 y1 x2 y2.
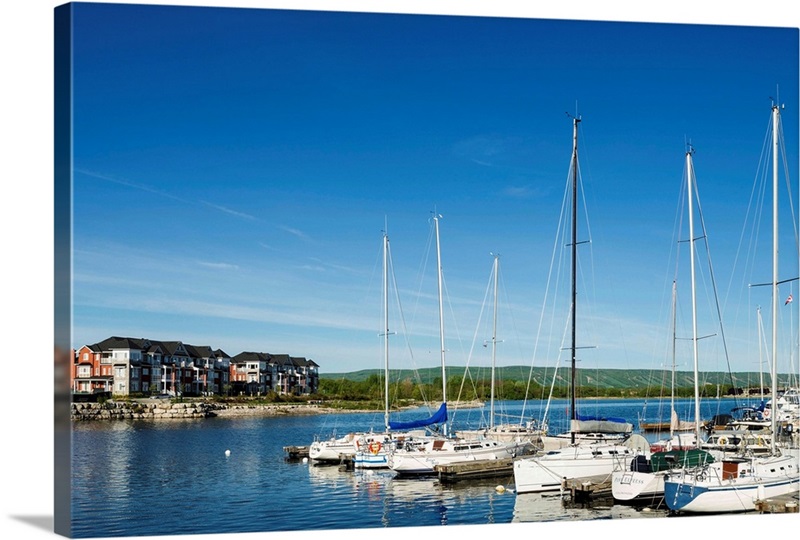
71 401 221 420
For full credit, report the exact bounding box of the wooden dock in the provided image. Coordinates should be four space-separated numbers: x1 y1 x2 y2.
755 493 799 514
435 457 514 483
562 477 613 503
283 445 309 459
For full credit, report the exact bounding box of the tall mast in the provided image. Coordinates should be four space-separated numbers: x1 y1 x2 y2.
758 306 765 402
771 104 779 453
687 148 702 446
434 214 447 437
670 279 677 440
490 254 499 429
382 231 390 432
570 116 580 444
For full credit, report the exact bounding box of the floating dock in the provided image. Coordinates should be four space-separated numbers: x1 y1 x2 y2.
562 477 613 503
435 458 514 483
755 493 799 514
283 445 309 459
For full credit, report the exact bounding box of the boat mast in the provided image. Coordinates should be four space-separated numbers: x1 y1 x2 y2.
570 116 580 445
687 147 702 445
434 214 448 437
383 231 390 432
670 279 677 440
758 306 765 403
490 254 499 429
770 104 779 454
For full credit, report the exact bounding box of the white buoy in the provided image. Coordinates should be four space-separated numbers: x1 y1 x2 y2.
225 449 231 457
302 457 308 464
495 485 506 493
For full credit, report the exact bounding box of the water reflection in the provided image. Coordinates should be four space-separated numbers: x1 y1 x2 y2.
512 492 668 523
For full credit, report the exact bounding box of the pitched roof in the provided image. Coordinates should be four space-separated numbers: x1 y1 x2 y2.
94 336 147 351
185 345 215 359
232 351 271 363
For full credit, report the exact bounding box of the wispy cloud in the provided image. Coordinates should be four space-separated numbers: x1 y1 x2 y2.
280 225 310 241
76 169 189 203
77 169 261 223
453 135 523 166
471 159 493 167
502 185 539 199
298 264 326 272
200 201 259 222
197 261 240 271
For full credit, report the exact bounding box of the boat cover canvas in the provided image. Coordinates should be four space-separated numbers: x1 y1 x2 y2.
571 415 632 434
388 402 447 430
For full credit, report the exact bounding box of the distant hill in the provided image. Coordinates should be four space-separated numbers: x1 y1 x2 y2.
321 366 793 391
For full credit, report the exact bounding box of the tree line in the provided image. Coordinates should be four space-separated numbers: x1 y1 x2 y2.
316 373 733 405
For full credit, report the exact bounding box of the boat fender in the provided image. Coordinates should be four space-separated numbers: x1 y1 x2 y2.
757 436 765 447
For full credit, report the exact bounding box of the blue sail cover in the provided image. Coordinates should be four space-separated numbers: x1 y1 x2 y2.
388 402 447 430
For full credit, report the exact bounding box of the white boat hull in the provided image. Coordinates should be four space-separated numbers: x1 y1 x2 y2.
308 440 354 462
389 439 521 476
664 454 800 513
513 442 638 494
611 470 665 504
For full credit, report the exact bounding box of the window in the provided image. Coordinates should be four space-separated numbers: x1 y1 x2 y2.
77 366 91 377
82 353 88 360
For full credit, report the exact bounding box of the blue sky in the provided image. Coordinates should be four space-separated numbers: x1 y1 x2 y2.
67 3 799 378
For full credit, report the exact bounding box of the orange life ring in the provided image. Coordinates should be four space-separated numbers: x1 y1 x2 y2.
368 441 382 455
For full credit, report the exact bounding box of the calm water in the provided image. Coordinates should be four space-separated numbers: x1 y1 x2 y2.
70 397 747 538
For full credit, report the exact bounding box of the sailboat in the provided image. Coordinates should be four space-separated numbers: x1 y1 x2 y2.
639 284 699 439
663 103 800 513
612 149 716 506
311 230 425 467
454 255 546 447
512 115 648 495
388 215 527 476
352 230 430 469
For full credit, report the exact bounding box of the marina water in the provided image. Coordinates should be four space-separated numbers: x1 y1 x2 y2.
71 397 746 538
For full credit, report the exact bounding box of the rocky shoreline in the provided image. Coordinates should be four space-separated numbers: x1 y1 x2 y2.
70 399 485 421
70 400 332 420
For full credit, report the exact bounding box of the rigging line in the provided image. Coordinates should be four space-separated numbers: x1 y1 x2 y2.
408 216 436 338
723 118 772 321
693 173 738 407
542 306 573 428
497 260 527 423
777 116 799 251
387 237 431 408
455 260 494 415
521 156 573 417
645 158 690 404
